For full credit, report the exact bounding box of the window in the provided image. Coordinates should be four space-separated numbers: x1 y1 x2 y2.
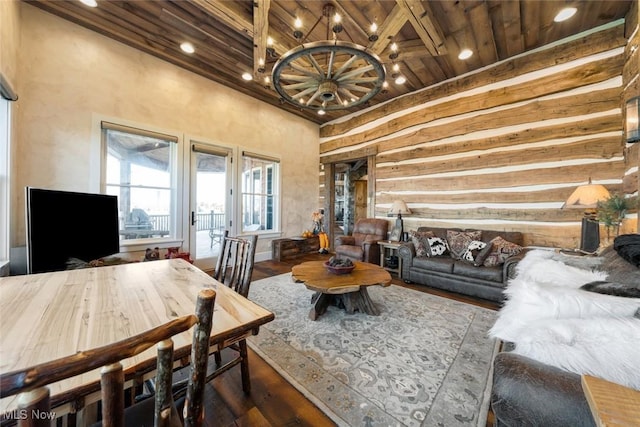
0 98 9 265
241 152 279 233
102 122 178 242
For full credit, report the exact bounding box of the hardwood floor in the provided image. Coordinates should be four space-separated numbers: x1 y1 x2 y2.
203 252 498 426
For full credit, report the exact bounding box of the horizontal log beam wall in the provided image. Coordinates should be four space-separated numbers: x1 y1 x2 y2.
319 21 637 249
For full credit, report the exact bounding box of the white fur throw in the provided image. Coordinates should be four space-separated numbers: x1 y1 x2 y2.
490 249 640 390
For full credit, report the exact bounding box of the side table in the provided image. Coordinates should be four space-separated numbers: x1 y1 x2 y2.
377 240 403 279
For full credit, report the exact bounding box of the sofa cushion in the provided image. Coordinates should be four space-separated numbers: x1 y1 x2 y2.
453 261 503 283
483 236 523 267
409 230 435 257
426 237 449 257
446 230 482 260
461 240 487 264
413 256 455 274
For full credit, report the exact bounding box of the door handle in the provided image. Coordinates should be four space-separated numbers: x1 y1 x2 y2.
191 211 197 226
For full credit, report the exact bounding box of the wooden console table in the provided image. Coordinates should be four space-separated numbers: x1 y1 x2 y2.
272 236 319 261
581 374 640 426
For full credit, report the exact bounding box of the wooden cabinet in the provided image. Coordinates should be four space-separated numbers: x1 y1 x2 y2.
272 236 320 261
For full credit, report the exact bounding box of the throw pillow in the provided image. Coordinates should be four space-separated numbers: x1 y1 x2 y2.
409 230 435 257
482 236 523 267
446 230 482 260
461 240 487 264
426 237 449 257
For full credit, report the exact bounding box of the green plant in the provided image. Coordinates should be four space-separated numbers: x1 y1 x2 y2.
596 194 634 239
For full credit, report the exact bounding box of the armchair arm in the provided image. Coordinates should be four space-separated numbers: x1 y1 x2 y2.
361 239 382 264
491 352 595 427
335 235 355 246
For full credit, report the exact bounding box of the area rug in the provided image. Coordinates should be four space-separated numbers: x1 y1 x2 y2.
246 273 499 427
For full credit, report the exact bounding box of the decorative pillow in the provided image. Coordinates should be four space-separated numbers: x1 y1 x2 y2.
446 230 482 260
461 240 487 264
482 236 523 267
409 230 435 257
426 237 449 257
474 241 494 266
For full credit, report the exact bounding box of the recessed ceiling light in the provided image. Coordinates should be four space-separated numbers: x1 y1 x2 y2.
180 42 195 54
318 109 326 115
395 75 406 85
458 48 473 60
554 7 577 22
79 0 97 7
242 72 253 81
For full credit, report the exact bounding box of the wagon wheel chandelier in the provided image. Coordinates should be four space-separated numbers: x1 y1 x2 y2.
271 3 386 114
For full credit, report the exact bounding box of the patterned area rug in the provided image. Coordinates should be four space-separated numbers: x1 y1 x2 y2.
247 273 499 427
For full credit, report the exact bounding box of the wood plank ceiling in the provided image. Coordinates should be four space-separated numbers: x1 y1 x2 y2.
25 0 633 124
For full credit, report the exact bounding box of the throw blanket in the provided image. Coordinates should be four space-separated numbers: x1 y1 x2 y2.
490 249 640 390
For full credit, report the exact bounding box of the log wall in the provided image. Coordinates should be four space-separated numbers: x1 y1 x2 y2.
319 21 638 249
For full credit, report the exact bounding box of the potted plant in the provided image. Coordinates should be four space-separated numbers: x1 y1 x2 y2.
596 194 634 242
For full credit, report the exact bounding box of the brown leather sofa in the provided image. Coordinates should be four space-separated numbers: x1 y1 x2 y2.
334 218 388 263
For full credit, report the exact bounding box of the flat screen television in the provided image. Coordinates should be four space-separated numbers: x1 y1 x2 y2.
26 187 120 274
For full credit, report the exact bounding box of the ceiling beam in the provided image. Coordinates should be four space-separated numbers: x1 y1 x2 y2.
396 0 447 56
368 5 407 55
253 0 271 77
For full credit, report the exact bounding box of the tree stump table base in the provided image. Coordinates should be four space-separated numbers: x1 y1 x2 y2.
292 261 391 321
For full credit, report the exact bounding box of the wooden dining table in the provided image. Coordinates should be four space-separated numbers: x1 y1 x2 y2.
0 258 275 421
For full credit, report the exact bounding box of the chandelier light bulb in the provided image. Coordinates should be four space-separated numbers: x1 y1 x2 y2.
370 23 378 33
267 36 274 46
382 81 389 88
264 76 270 83
333 13 341 24
392 63 400 72
294 17 303 28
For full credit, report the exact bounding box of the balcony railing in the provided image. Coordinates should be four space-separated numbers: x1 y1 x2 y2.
130 211 224 233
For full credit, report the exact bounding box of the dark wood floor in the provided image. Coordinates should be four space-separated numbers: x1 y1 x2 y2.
202 252 498 426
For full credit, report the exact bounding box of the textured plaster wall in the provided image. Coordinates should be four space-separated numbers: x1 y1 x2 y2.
0 0 20 83
14 4 320 253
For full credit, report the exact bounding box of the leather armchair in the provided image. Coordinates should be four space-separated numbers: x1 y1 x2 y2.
335 218 388 264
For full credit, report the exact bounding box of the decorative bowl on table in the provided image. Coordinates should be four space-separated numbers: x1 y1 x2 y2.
324 258 355 275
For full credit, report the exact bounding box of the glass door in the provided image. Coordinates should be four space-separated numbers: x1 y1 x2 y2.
189 142 232 271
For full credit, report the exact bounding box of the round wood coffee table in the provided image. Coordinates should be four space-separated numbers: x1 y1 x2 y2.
291 261 392 321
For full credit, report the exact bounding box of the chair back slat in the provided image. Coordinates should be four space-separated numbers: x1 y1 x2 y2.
0 289 216 427
213 231 258 298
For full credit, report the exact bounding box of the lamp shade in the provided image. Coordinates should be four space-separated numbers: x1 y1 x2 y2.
562 181 610 209
389 200 411 216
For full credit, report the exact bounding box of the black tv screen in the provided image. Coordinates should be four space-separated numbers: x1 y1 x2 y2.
26 187 120 274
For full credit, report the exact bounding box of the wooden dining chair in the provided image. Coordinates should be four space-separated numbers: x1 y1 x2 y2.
0 289 216 427
209 230 258 393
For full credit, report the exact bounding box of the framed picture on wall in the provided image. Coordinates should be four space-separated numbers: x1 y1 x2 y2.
389 226 402 241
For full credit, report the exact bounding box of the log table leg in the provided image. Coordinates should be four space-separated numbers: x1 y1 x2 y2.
343 287 379 316
309 292 331 321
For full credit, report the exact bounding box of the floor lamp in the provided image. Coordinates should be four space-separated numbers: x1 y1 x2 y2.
562 179 610 253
